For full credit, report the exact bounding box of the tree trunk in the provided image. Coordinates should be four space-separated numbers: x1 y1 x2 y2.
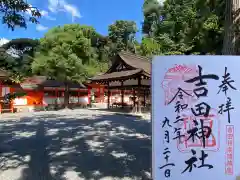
64 82 70 109
222 0 240 55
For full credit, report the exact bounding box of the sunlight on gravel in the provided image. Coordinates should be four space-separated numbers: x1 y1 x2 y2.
0 109 151 180
13 131 36 138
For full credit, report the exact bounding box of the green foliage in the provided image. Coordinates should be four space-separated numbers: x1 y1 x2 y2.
32 49 87 82
0 38 39 82
142 0 225 55
1 0 233 89
140 37 162 57
32 24 109 83
108 20 138 56
142 0 162 36
0 0 41 30
31 24 111 108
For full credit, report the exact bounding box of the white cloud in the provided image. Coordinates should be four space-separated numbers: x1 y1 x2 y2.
48 0 82 22
36 24 49 31
63 4 81 22
40 10 48 16
40 10 56 21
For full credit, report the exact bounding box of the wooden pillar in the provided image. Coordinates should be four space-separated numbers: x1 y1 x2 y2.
137 77 142 113
10 87 13 113
101 86 105 103
55 88 58 105
78 90 80 104
143 89 146 107
98 87 101 98
107 82 110 109
133 89 136 107
121 81 124 108
87 88 91 105
55 88 57 97
10 87 14 113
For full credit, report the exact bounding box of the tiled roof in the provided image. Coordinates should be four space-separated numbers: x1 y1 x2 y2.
0 69 9 78
42 80 86 88
22 76 86 89
91 69 143 81
91 51 151 82
118 51 151 74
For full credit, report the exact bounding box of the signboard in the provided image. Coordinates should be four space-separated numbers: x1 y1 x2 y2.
152 56 240 180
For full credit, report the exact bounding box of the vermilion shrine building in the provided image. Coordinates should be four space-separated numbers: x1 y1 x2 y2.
90 51 151 111
0 75 89 113
0 51 151 113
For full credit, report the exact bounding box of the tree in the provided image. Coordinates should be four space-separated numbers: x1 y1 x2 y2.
142 0 162 36
141 0 225 55
140 37 162 57
222 0 240 54
32 24 108 108
2 38 39 57
91 33 109 63
0 38 39 82
0 0 41 30
32 45 87 108
108 20 138 56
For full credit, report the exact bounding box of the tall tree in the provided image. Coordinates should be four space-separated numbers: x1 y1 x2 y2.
32 45 87 108
0 0 41 30
2 38 39 58
140 37 162 57
0 38 39 82
142 0 225 55
108 20 137 56
142 0 162 36
222 0 240 54
32 24 108 108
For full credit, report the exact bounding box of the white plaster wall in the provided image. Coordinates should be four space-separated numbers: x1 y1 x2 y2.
43 96 89 105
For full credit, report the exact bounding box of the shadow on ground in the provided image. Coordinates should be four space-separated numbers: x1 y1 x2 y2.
90 107 150 114
0 112 151 180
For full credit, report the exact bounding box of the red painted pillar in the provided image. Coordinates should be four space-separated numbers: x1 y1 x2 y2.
55 88 58 106
10 87 13 113
101 87 104 103
88 88 91 104
55 88 57 98
78 90 80 104
98 87 100 98
110 90 112 104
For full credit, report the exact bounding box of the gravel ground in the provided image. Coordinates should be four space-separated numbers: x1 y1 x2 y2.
0 109 151 180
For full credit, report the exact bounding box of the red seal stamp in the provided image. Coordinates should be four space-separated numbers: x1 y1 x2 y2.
162 64 221 153
162 64 198 106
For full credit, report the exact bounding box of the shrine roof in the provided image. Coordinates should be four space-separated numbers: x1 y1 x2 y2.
22 76 86 89
91 51 151 82
0 69 9 78
118 51 151 74
91 69 145 82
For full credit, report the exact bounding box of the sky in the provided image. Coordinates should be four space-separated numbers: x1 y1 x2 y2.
0 0 156 41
